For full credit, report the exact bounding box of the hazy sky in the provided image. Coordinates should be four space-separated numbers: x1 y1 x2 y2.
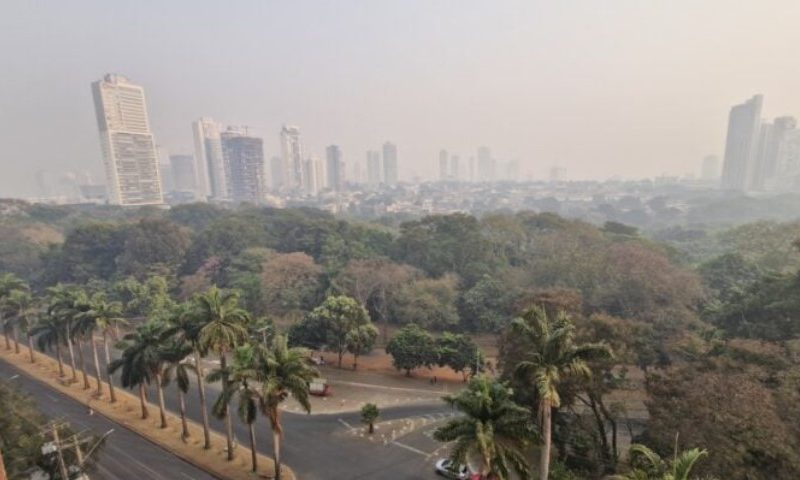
3 0 800 197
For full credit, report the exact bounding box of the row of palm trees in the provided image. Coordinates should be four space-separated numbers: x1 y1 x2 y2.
0 274 315 480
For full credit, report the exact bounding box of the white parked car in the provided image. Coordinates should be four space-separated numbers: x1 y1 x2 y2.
435 458 470 479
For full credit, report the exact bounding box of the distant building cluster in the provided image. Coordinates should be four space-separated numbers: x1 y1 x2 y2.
90 74 403 206
721 95 800 192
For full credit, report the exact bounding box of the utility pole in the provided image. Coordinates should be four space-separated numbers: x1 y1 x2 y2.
51 425 69 480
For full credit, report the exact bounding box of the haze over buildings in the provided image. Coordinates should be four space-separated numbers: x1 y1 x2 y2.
6 2 800 197
90 74 162 205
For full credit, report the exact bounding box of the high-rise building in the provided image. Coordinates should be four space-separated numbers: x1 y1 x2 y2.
366 150 382 186
752 116 796 190
326 145 345 192
280 125 303 191
269 156 284 191
304 156 320 195
477 146 494 181
439 150 449 181
774 129 800 190
91 74 163 205
169 154 197 193
701 155 720 181
450 155 460 181
192 117 226 200
721 95 763 191
382 142 398 185
221 128 265 203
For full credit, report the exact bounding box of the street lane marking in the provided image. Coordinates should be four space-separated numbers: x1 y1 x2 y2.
180 473 197 479
338 418 355 430
391 440 429 457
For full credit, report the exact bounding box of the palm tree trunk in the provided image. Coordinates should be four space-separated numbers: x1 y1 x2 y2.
66 328 77 382
270 408 283 480
540 400 552 480
138 383 149 419
155 372 168 428
194 346 212 449
91 337 104 397
55 342 65 377
27 332 35 363
103 333 117 403
3 322 10 350
248 422 257 473
178 389 189 442
12 325 20 354
220 354 235 461
75 338 90 389
272 429 282 480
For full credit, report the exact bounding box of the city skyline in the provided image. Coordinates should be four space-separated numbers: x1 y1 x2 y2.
6 1 800 197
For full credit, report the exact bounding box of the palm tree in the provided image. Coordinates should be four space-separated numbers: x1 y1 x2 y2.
109 320 171 426
0 273 27 350
612 443 710 480
77 293 126 401
160 339 195 442
5 289 37 361
510 307 611 480
209 344 261 472
258 334 318 480
69 292 95 390
195 287 249 461
171 303 213 450
46 284 80 383
31 311 67 377
433 376 535 480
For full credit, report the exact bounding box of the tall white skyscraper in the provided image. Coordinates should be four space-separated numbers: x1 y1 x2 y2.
383 142 398 185
366 150 382 186
192 117 227 200
91 74 163 205
721 95 763 191
280 125 303 191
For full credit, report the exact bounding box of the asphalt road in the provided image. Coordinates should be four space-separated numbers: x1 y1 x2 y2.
5 343 458 479
0 360 219 480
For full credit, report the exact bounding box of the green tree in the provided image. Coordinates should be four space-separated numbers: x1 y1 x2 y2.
388 275 460 330
4 289 37 361
395 213 496 285
612 443 710 480
45 284 81 383
433 376 535 479
437 332 483 381
345 323 379 370
258 334 318 480
209 344 262 472
458 275 514 332
385 324 439 376
31 310 67 377
159 339 195 442
76 293 126 400
360 403 379 434
0 272 27 351
170 302 213 449
109 320 171 426
307 295 371 368
195 287 250 460
117 218 191 279
510 307 611 480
